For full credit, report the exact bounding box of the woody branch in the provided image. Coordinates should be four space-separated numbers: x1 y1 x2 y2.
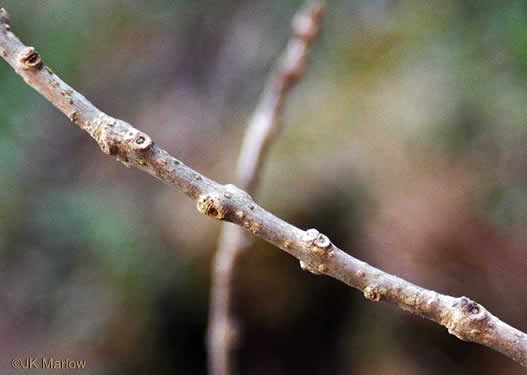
208 3 325 375
0 7 526 368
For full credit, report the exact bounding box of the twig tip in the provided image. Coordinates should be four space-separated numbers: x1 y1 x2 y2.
293 1 325 41
0 8 10 25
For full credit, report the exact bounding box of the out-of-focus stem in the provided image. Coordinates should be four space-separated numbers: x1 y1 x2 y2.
207 3 325 375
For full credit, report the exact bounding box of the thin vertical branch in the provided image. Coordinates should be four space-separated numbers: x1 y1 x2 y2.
207 3 325 375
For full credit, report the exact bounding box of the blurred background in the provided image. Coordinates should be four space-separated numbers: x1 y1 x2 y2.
1 0 527 373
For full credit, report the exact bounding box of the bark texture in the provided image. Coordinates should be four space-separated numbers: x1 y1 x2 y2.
1 7 526 368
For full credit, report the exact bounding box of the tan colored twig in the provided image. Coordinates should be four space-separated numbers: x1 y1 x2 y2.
1 7 527 368
207 3 325 375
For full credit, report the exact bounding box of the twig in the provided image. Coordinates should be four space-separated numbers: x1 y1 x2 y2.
1 7 526 368
208 3 325 375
